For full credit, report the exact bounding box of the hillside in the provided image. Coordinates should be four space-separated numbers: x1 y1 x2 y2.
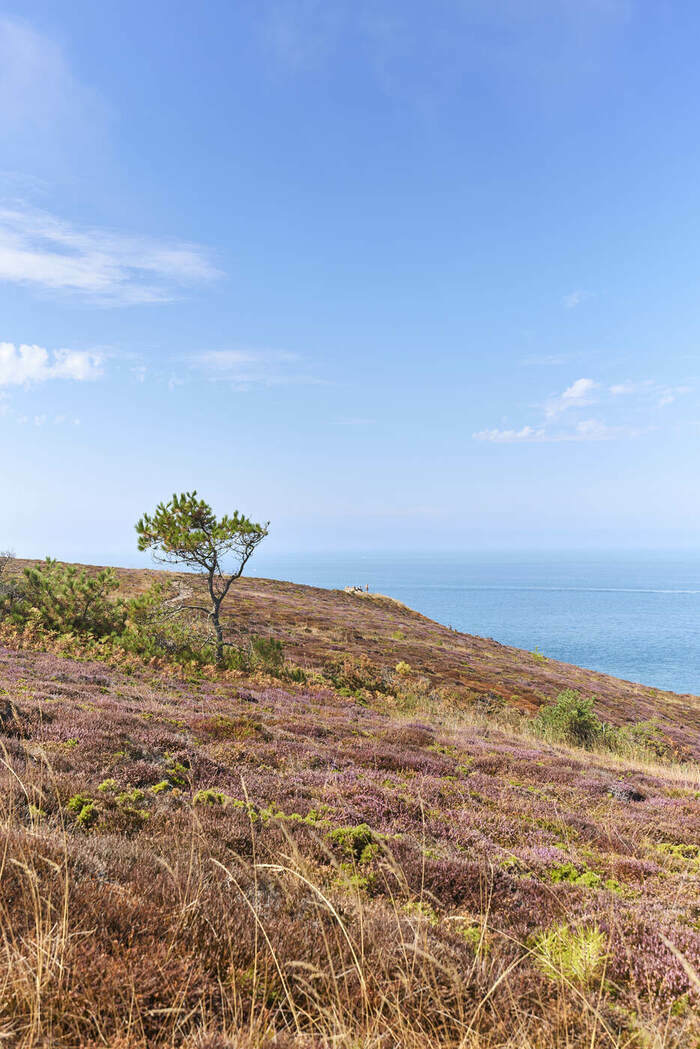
0 563 698 1047
20 560 700 758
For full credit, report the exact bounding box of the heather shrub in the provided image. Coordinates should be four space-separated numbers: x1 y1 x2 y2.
532 690 603 749
10 558 126 638
0 640 697 1047
614 718 676 760
324 652 384 693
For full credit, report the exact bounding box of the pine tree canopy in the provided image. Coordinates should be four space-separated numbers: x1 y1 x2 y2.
135 491 269 576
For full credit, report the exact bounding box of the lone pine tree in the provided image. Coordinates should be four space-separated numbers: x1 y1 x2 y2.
135 492 269 665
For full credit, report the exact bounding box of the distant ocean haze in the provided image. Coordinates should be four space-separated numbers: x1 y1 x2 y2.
250 551 700 696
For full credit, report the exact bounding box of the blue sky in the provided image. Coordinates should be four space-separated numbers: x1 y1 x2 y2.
2 0 700 563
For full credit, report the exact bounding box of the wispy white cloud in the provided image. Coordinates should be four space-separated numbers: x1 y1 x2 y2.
0 203 220 305
188 349 325 390
0 342 103 386
474 372 689 445
474 418 640 444
609 379 653 395
545 376 597 417
573 418 631 441
609 378 692 407
473 425 546 443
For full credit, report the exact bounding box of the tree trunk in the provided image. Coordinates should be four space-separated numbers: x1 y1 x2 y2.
207 569 225 667
212 608 224 666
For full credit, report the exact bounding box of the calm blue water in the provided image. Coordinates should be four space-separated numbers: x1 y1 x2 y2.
252 551 700 695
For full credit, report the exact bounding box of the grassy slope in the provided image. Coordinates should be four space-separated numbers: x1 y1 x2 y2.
1 563 699 1047
27 560 700 757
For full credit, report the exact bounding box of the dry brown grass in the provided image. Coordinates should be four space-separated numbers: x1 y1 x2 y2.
0 766 696 1049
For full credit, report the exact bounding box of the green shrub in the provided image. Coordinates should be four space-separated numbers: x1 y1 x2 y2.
284 665 309 684
249 635 284 672
66 793 92 814
122 582 209 662
165 760 190 787
533 924 608 986
549 861 602 888
76 802 98 828
14 559 126 638
324 653 384 693
0 551 24 619
193 788 227 807
616 719 675 760
66 793 99 828
532 690 603 749
328 823 378 863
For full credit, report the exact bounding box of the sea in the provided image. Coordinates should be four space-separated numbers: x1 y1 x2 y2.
252 550 700 696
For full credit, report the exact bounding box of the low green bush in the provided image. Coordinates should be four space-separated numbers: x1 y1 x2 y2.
612 719 675 760
532 690 603 749
324 653 385 693
11 559 126 638
533 924 608 986
193 788 227 807
530 691 680 762
249 635 284 671
0 551 23 619
328 823 378 863
121 581 210 662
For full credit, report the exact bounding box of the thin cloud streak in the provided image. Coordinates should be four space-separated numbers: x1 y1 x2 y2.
474 419 641 443
0 203 220 305
188 349 326 389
